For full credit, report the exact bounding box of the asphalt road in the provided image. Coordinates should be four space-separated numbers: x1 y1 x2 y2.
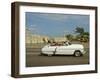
26 48 89 67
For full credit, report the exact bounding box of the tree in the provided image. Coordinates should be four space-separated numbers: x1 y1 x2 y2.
81 32 89 42
75 27 89 42
65 34 73 41
75 27 84 35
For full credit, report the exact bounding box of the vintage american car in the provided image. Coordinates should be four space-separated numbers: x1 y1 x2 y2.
41 42 85 57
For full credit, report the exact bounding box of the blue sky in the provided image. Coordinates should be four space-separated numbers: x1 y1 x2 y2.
26 12 89 37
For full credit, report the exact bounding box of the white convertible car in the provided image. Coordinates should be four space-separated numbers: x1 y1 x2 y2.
41 42 85 57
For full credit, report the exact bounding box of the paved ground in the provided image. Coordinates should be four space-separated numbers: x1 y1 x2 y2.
26 48 89 67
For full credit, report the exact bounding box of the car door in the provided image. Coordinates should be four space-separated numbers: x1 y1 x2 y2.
47 45 57 52
56 45 74 55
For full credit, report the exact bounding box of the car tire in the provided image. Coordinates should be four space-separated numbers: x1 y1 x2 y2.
74 50 82 57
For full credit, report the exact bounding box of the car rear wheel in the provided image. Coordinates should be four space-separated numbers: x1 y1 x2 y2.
74 51 82 57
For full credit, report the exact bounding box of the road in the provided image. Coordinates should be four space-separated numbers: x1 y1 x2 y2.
26 48 89 67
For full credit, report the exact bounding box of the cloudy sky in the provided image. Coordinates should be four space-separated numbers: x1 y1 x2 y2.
25 12 89 37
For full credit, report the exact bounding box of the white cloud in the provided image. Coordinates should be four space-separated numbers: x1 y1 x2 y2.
26 24 39 34
38 13 89 22
38 13 69 21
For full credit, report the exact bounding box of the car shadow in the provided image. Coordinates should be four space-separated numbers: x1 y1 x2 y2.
38 54 83 57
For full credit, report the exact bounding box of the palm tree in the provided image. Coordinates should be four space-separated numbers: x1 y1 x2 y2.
81 32 89 42
75 27 84 35
75 27 89 42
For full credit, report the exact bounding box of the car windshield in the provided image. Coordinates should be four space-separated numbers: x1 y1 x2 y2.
63 42 71 46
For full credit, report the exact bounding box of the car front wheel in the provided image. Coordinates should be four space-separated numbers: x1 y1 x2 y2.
74 50 82 57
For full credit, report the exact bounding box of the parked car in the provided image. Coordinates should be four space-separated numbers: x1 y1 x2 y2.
41 42 85 57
